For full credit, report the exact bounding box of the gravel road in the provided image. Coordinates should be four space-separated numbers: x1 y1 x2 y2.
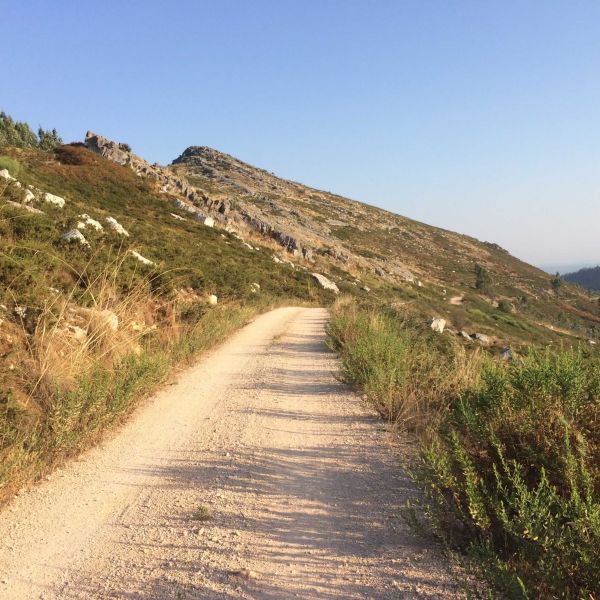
0 307 463 599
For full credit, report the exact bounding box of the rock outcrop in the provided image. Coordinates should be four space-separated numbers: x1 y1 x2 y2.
85 132 230 216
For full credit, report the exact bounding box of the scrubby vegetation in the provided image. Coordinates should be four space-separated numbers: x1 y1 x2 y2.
328 298 600 599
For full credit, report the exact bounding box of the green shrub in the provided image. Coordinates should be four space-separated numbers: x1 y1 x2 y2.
417 349 600 598
327 298 480 431
0 155 21 176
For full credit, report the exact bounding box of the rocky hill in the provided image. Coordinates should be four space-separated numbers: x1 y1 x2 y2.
168 144 600 349
75 131 600 351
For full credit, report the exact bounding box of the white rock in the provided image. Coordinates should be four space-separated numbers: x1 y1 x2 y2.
5 201 44 214
203 216 215 228
130 250 154 266
272 256 281 263
250 282 261 293
105 216 129 236
311 273 339 294
23 189 36 204
43 192 66 208
0 169 16 181
429 318 446 333
362 285 371 292
61 229 89 245
77 214 103 231
170 212 186 221
207 295 218 306
172 198 206 221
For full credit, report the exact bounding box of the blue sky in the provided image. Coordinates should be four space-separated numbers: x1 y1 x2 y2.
2 1 600 269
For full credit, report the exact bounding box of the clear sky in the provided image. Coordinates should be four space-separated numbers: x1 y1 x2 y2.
2 1 599 270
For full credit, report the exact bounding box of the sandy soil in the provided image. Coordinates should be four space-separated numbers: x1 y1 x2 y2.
0 307 463 599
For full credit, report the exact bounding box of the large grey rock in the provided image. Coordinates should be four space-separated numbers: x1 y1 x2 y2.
311 273 339 293
61 229 89 245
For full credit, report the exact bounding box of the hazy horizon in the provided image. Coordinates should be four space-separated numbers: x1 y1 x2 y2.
2 1 599 268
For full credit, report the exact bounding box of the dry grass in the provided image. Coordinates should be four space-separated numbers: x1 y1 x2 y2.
327 296 482 433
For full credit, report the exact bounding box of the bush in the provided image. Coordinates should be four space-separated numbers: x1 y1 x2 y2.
327 298 480 431
0 155 21 176
328 299 600 598
418 349 600 598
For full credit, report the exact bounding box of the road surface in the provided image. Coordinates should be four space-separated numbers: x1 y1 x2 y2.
0 307 462 599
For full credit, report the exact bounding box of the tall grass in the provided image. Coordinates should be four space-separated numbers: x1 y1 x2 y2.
0 252 265 504
327 296 481 431
328 298 600 598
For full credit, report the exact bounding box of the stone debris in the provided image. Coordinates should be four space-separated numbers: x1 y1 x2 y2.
105 217 129 236
207 295 218 306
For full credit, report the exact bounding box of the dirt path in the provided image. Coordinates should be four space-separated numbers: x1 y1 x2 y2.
0 307 462 599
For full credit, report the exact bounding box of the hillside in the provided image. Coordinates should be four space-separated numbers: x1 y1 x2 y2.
564 264 600 292
169 143 600 349
2 117 600 495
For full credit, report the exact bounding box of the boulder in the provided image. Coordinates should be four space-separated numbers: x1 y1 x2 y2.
105 216 129 236
311 273 339 293
474 333 490 345
23 189 36 204
501 346 513 360
43 192 66 208
5 201 44 214
459 330 472 341
429 318 446 333
207 294 218 306
0 168 16 181
203 216 215 228
77 214 103 231
61 229 89 245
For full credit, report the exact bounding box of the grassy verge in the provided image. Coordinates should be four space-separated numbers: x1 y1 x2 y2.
0 298 268 504
327 297 600 599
